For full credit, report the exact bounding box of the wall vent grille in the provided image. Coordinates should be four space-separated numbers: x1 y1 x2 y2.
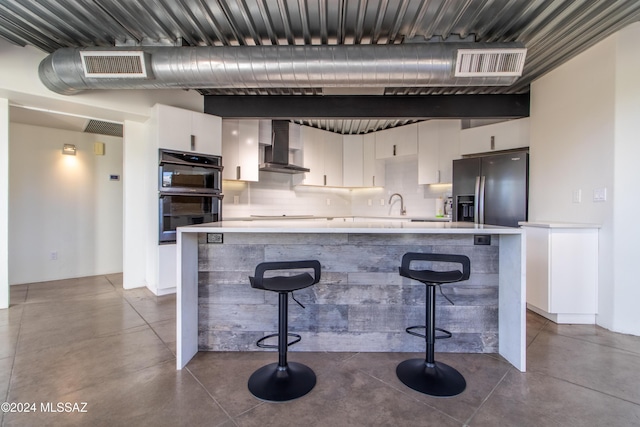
455 49 527 77
80 51 149 78
83 119 123 137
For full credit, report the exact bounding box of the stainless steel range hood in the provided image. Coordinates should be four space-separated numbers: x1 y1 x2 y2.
260 120 309 174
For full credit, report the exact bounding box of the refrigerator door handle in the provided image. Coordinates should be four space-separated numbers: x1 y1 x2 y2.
479 176 486 224
474 176 481 224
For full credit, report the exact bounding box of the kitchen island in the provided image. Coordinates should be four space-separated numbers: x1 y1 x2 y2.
176 220 526 371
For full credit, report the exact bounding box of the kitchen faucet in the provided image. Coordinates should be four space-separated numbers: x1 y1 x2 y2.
388 193 406 216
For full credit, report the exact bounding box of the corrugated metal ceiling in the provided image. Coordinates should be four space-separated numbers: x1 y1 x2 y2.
2 0 639 133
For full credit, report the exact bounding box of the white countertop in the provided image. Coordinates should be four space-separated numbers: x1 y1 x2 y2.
225 215 452 222
519 221 601 229
179 220 522 234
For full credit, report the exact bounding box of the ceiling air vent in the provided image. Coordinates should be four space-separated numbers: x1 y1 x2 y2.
455 48 527 77
84 119 123 137
80 51 150 78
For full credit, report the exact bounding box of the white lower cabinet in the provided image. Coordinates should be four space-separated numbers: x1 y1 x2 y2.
522 223 599 324
156 244 177 295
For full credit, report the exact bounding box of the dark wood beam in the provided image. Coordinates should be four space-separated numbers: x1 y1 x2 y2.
203 93 530 119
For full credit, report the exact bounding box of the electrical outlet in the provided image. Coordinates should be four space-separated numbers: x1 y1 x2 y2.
50 251 58 260
326 198 331 206
233 195 239 205
474 235 491 246
367 199 372 206
207 233 223 244
380 199 385 206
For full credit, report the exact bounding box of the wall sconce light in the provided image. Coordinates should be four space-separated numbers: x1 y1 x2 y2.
62 144 76 156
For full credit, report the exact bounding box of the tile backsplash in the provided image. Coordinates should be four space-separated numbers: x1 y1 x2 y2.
222 156 451 218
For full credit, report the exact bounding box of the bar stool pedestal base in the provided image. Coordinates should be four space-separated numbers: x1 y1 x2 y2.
396 358 466 397
248 362 316 402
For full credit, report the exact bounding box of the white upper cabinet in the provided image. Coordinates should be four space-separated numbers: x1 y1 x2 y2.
460 117 530 155
375 124 418 159
301 126 325 186
301 125 343 186
153 104 222 155
221 119 259 182
324 131 343 187
362 133 385 187
343 133 385 187
418 120 461 184
342 135 364 187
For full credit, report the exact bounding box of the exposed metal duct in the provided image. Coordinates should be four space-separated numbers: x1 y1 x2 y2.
38 43 526 96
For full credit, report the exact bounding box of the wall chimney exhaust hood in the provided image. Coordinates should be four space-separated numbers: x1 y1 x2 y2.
260 120 310 174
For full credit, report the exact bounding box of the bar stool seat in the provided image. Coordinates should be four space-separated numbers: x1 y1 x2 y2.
247 260 321 402
396 252 471 397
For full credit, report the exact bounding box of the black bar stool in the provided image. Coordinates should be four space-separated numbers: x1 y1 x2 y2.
396 252 471 397
247 260 321 402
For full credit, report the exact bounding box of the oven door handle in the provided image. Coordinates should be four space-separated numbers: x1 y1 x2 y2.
160 192 224 198
159 159 223 171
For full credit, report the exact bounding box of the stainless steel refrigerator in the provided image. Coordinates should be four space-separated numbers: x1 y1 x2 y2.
452 151 528 227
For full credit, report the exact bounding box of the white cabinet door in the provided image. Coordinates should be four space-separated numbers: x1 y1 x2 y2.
222 120 240 180
418 121 439 184
155 104 222 155
524 225 599 324
460 117 529 155
437 120 461 183
301 126 343 186
324 131 343 187
375 124 418 159
374 127 395 159
343 135 364 187
222 119 259 182
418 120 461 184
362 133 385 187
155 104 192 152
192 112 222 155
301 126 325 186
237 120 259 181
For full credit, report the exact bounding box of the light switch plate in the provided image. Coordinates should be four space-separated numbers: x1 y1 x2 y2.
572 189 581 203
593 187 607 202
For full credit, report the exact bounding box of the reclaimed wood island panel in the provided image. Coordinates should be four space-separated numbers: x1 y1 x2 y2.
176 220 526 372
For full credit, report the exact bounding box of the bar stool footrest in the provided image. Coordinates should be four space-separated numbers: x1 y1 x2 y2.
256 333 302 349
405 325 452 340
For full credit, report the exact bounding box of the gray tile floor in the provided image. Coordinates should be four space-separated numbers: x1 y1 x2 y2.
1 274 639 426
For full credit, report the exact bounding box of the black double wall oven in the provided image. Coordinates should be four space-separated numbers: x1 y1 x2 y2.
159 149 223 243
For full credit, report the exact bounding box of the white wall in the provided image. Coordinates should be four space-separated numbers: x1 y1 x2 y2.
9 123 123 284
0 99 8 308
122 120 149 290
530 22 640 334
612 24 640 334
